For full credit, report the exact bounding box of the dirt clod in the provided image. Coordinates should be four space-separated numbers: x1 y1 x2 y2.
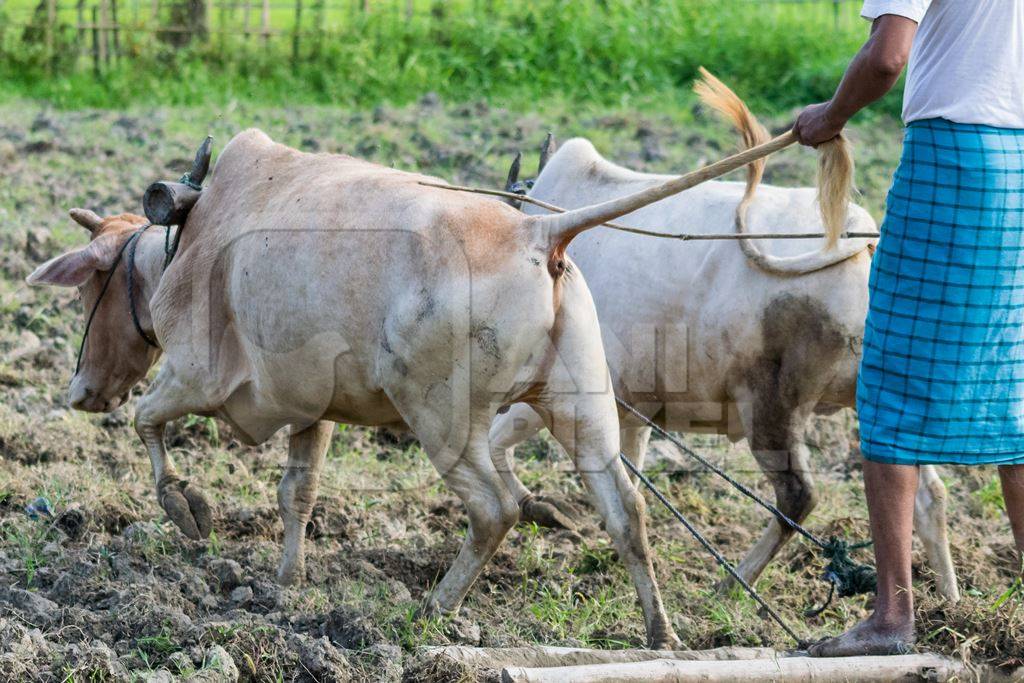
209 558 245 591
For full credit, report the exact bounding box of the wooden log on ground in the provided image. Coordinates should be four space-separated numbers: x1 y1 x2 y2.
500 653 978 683
417 645 775 672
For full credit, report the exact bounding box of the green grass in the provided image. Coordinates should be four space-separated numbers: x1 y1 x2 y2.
0 0 900 116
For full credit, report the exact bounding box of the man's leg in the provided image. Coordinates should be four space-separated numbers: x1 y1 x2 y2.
809 460 918 656
998 464 1024 566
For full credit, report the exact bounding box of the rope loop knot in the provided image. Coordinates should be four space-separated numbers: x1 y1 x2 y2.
806 537 876 617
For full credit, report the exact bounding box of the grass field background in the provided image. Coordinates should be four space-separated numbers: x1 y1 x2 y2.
0 0 893 114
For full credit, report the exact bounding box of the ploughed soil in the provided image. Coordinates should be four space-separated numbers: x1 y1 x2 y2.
0 97 1021 681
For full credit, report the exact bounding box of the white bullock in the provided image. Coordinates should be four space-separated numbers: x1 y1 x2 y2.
27 123 794 647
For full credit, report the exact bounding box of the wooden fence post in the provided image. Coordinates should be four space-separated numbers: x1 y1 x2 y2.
91 4 100 75
218 0 226 53
45 0 56 71
260 0 269 49
314 0 325 56
110 0 121 59
99 0 109 67
292 0 302 67
77 0 86 49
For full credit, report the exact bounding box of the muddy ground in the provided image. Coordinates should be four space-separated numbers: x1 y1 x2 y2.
0 98 1021 681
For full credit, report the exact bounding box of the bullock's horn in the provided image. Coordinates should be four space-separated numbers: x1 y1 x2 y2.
538 132 556 174
505 151 522 192
182 135 213 189
69 208 103 233
503 152 525 209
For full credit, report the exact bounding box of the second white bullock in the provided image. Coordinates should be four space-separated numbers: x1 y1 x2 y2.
490 74 960 601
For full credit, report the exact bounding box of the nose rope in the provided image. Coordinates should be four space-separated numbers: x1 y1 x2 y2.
126 225 160 348
74 223 156 375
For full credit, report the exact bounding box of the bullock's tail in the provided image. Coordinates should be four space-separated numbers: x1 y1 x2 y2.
695 68 869 275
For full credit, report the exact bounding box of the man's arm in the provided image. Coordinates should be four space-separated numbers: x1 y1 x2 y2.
794 15 918 146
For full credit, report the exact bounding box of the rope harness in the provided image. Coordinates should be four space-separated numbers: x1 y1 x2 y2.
74 222 181 374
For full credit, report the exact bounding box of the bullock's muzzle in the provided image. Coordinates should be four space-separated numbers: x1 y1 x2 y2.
68 376 125 412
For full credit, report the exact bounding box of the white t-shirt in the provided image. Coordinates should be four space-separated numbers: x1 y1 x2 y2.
861 0 1024 128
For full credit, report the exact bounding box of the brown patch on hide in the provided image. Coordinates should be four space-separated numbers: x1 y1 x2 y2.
737 293 850 434
93 213 150 238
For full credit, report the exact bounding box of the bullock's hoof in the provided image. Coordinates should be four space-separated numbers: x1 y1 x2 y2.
415 596 456 622
650 631 683 651
159 478 214 540
714 573 746 596
520 495 579 532
277 563 305 587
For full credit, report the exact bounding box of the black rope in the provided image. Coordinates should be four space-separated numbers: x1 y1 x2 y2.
617 398 825 546
75 219 189 369
74 233 138 375
179 171 203 192
615 397 877 612
126 226 160 348
619 453 802 644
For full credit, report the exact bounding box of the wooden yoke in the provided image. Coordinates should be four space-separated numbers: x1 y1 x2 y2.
143 136 213 226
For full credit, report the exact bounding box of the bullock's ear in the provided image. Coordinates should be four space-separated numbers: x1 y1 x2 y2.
26 235 121 287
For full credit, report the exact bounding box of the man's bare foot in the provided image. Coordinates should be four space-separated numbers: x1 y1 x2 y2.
808 615 915 657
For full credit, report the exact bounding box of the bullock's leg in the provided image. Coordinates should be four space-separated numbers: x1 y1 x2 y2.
488 402 544 503
388 389 519 616
913 465 960 602
419 432 520 616
620 424 653 485
277 420 333 586
488 403 578 530
724 389 817 590
546 399 679 650
135 370 216 540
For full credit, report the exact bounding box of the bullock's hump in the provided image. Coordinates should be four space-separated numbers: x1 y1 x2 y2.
218 128 274 165
539 137 650 187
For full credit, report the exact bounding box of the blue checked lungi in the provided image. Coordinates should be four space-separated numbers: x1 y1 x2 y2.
858 118 1024 466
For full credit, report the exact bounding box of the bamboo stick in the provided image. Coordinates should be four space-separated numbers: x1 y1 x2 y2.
417 183 878 242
